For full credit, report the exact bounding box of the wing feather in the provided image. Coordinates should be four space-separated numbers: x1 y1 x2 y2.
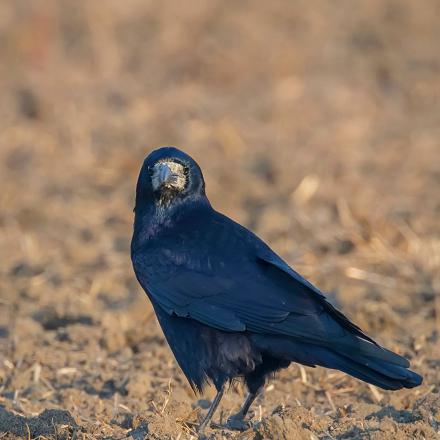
132 211 407 367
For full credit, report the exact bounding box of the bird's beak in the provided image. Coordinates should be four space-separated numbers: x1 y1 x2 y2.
158 163 172 183
152 162 174 190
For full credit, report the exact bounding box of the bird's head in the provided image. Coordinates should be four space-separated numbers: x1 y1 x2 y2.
134 147 207 212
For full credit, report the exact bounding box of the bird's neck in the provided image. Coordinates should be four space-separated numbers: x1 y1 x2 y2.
132 195 211 250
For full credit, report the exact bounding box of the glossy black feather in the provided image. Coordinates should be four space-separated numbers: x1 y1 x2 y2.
131 147 422 394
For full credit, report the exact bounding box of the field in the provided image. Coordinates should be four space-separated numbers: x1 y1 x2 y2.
0 1 439 438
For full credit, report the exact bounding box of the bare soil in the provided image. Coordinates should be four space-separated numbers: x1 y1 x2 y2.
0 1 439 438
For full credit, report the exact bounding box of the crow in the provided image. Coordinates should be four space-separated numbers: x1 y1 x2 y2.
131 146 422 435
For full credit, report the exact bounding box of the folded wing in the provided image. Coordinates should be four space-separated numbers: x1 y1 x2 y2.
132 212 409 369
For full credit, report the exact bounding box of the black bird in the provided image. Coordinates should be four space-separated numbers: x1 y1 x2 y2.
131 147 422 435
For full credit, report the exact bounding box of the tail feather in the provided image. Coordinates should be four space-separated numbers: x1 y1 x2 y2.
251 335 423 390
317 350 422 390
347 352 419 382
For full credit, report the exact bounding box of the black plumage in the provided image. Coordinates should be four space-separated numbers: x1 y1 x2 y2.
131 146 422 434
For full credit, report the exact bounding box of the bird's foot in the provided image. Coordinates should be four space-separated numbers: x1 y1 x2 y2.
196 424 210 439
225 413 251 431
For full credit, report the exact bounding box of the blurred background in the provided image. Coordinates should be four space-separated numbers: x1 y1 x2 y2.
0 1 439 438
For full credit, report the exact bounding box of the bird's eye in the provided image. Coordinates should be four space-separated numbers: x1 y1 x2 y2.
148 166 154 176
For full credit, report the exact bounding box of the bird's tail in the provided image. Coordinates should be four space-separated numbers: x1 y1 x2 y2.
312 346 422 390
251 335 422 390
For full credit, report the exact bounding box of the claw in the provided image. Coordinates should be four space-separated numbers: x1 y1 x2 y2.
225 414 252 431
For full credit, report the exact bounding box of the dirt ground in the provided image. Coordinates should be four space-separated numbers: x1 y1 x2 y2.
0 1 439 438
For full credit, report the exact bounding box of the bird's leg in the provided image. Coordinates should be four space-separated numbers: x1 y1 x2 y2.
197 384 225 436
226 390 259 430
